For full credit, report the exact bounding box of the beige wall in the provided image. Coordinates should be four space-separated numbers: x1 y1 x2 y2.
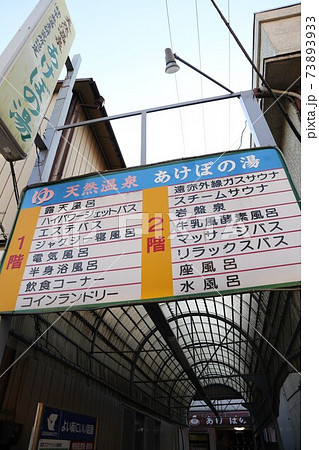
253 4 301 197
253 4 301 88
50 102 108 181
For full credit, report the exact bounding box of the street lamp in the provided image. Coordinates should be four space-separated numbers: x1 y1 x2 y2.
164 48 277 149
165 48 233 94
164 48 180 74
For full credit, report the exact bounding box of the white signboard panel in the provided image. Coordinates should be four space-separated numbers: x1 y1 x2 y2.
0 147 301 314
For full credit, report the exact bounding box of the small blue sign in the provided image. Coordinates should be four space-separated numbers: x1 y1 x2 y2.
40 406 97 443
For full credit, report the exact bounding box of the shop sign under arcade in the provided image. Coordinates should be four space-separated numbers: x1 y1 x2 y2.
0 147 301 314
188 411 250 428
30 404 97 450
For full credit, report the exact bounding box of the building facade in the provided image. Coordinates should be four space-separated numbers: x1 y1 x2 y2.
252 4 301 449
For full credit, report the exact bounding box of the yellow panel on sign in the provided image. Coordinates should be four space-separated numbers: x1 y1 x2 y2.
0 207 40 312
141 186 173 300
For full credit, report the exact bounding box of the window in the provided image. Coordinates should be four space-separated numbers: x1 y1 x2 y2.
122 408 160 450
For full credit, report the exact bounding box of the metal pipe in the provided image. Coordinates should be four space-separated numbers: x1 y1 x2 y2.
209 0 301 142
56 92 240 131
9 161 20 205
174 53 233 94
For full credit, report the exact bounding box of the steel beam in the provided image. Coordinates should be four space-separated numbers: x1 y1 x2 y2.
144 303 220 418
28 54 82 185
239 90 277 147
55 89 277 164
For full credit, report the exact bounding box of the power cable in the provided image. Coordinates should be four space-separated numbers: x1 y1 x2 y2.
209 0 301 142
194 0 208 153
164 0 173 47
164 0 186 155
227 0 232 150
237 120 247 150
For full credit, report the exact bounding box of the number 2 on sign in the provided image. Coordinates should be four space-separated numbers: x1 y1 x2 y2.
147 216 165 253
148 216 164 235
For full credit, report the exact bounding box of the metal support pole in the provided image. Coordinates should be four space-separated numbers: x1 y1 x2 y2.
239 90 277 147
56 90 276 156
0 55 82 372
174 53 233 94
28 54 82 185
28 402 44 450
140 110 147 165
56 92 241 132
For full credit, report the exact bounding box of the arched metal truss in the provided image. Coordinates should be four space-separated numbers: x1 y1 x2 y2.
10 289 300 428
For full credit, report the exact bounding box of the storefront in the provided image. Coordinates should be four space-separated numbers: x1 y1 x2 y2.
188 411 253 450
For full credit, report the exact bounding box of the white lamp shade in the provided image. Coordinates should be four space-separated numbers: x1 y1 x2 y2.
165 48 180 74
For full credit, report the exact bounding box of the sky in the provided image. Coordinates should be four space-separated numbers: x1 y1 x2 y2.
0 0 298 169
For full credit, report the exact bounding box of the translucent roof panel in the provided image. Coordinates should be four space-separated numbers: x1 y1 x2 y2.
33 288 299 424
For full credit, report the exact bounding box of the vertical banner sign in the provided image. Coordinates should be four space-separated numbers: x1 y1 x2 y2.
0 0 75 161
0 148 301 314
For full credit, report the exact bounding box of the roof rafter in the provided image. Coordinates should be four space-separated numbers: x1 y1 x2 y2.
144 303 220 418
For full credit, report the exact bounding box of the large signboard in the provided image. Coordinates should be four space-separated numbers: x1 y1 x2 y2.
0 0 75 161
0 147 301 314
